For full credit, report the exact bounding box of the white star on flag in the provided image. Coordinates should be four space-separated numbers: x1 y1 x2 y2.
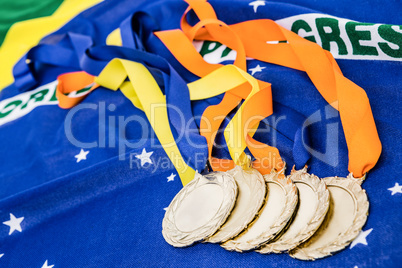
135 148 153 166
167 173 176 182
249 64 266 75
75 149 89 163
350 228 373 249
388 183 402 195
41 260 54 268
0 253 3 259
3 213 24 235
163 207 168 211
249 1 266 13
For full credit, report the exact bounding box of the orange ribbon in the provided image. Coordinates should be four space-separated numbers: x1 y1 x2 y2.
56 71 98 109
155 0 381 177
201 69 282 174
156 14 284 173
56 66 283 175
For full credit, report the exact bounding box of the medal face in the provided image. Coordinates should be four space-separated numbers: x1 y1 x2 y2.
289 175 369 260
205 166 266 243
221 169 298 252
257 168 330 254
162 171 237 247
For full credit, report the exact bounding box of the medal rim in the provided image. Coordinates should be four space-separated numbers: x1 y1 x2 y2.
221 169 298 252
257 167 330 254
162 171 238 247
289 175 369 260
205 166 266 243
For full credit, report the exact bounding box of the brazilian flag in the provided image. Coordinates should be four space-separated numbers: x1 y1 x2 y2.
0 0 101 90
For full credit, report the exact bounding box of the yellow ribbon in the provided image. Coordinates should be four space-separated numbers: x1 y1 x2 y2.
95 60 262 185
95 59 196 185
221 68 260 165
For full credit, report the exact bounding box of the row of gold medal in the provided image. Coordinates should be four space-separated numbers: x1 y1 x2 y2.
89 54 373 262
161 63 371 261
160 46 373 260
163 153 369 260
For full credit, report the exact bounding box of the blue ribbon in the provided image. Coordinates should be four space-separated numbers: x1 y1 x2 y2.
13 33 93 92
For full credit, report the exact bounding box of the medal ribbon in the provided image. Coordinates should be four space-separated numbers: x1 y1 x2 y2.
57 70 310 181
155 0 382 177
57 38 283 175
13 32 94 92
35 8 285 175
57 59 276 184
53 10 303 180
56 71 98 109
94 59 197 185
95 60 279 183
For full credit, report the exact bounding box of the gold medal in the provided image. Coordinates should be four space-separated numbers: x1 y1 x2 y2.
222 165 298 252
289 173 368 260
205 165 266 243
162 171 237 247
257 167 330 254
